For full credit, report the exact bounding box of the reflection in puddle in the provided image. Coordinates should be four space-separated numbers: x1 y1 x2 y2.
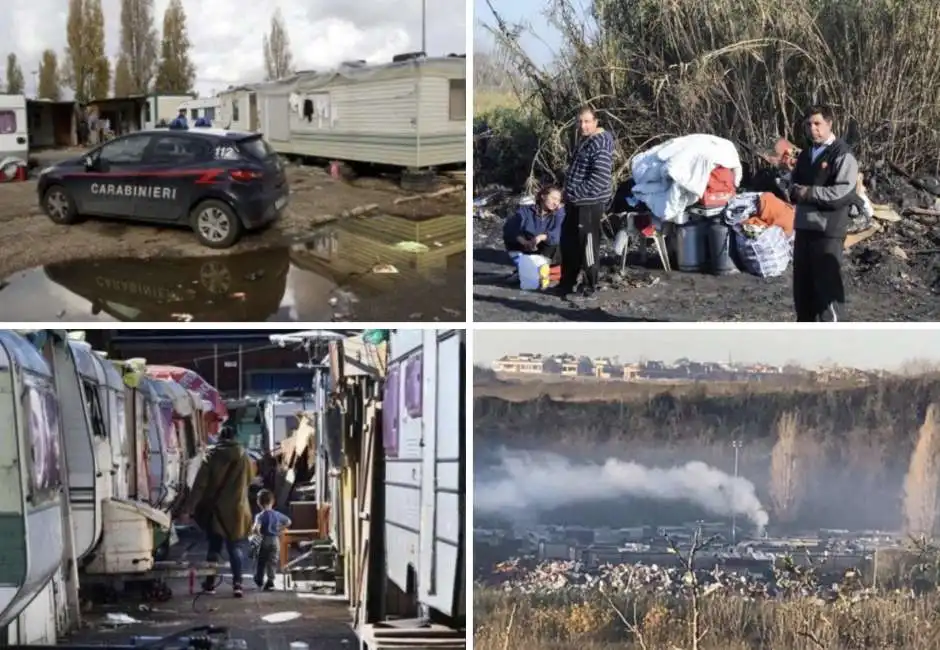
0 213 466 322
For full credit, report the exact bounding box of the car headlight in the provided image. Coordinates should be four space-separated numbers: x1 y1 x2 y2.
38 166 53 176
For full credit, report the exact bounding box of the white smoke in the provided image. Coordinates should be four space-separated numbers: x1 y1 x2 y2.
475 451 770 531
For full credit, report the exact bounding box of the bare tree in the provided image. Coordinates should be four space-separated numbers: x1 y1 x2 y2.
904 404 940 537
154 0 196 93
263 8 294 81
118 0 158 94
5 54 25 94
769 411 809 522
37 50 61 100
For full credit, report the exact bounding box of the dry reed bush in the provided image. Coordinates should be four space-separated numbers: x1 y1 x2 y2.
474 587 940 650
482 0 940 187
903 404 940 537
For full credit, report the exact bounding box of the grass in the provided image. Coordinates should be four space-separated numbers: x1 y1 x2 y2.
474 587 940 650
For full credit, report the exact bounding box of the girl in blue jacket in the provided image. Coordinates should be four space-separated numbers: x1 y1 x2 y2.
502 185 565 264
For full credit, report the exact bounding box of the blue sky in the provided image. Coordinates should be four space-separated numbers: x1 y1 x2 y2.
473 329 940 370
474 0 562 64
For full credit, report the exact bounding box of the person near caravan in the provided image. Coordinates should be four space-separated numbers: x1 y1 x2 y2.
170 108 189 129
250 489 291 591
559 106 615 299
503 185 565 265
185 423 253 598
789 105 859 322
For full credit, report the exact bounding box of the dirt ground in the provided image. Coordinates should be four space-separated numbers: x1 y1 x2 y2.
65 533 356 650
0 155 465 279
473 167 940 322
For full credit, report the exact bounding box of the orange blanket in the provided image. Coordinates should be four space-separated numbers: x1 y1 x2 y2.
742 192 794 235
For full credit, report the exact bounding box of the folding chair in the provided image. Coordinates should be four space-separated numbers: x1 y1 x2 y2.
605 211 671 272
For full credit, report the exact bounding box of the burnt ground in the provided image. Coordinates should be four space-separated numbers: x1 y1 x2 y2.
0 150 466 323
66 534 355 650
472 167 940 322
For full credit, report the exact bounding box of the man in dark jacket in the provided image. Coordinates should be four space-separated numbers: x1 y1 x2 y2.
560 107 615 298
185 424 254 597
789 105 859 322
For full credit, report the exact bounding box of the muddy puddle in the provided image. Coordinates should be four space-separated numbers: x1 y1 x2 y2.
0 213 466 322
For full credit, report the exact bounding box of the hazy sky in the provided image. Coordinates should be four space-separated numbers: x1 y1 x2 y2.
473 329 940 370
7 0 465 97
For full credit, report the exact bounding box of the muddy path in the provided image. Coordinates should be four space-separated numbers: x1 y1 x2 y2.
0 160 467 322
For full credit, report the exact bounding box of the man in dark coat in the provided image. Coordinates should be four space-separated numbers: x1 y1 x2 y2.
789 105 859 322
185 424 254 597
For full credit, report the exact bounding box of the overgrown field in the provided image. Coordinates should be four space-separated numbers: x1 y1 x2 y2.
476 0 940 189
474 586 940 650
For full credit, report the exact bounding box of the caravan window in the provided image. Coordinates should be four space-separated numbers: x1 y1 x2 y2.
448 79 466 121
81 380 108 438
0 111 16 134
232 100 240 122
22 377 62 503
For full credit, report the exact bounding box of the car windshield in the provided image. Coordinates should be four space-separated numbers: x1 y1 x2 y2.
238 136 274 160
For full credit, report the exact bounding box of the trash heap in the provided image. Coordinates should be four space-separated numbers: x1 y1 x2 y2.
485 559 884 604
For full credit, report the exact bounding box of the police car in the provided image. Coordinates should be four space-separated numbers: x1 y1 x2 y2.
36 126 290 249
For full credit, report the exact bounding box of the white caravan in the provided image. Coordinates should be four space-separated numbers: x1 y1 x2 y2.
82 362 171 576
0 331 80 644
0 94 28 179
155 379 210 492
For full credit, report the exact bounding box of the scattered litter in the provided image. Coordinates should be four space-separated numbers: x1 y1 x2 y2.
231 292 246 300
371 263 399 274
171 313 194 322
103 612 139 626
261 611 303 624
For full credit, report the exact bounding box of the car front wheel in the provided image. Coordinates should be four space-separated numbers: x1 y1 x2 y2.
43 185 81 224
191 200 243 249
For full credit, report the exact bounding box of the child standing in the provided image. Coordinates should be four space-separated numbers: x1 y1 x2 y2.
251 489 292 591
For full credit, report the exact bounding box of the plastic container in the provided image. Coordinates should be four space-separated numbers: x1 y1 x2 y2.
706 219 738 275
675 220 708 272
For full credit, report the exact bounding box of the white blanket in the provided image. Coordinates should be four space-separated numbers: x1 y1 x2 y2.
631 134 743 222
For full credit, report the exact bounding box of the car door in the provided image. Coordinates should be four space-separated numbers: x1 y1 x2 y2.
82 134 153 217
134 134 215 223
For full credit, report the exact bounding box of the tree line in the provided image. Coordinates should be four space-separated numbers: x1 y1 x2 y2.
3 0 295 103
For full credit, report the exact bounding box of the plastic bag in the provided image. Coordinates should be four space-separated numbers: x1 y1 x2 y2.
515 254 552 291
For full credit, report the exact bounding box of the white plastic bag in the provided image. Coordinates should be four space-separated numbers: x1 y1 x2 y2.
515 253 551 291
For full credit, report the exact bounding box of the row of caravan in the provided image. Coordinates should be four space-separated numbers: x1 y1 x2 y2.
0 330 227 643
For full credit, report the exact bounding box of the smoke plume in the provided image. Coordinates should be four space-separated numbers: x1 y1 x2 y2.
475 451 770 531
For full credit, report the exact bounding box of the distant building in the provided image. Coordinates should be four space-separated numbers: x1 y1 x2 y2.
491 353 545 374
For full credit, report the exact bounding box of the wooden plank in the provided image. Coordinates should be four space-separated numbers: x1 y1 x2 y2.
844 224 881 250
870 204 902 222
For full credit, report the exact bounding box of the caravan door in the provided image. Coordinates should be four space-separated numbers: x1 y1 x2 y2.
139 379 168 509
151 380 183 509
69 341 114 513
0 95 28 169
93 354 129 499
0 332 65 628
